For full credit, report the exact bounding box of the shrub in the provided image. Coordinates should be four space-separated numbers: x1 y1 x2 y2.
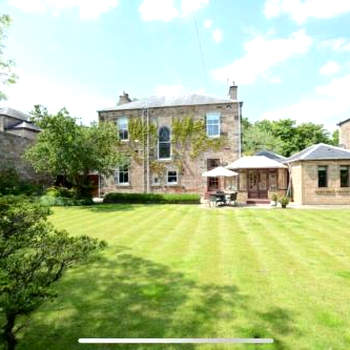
279 196 290 208
0 166 43 196
103 192 200 204
45 186 78 199
39 195 93 207
270 192 278 202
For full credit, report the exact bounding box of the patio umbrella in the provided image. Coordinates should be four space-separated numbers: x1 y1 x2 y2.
202 166 238 177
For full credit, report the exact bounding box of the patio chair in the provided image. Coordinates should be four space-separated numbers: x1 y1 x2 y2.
228 192 237 206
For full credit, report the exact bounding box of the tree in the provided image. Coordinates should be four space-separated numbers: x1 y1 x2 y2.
242 124 283 155
0 14 16 100
0 196 106 350
25 106 125 197
243 118 337 157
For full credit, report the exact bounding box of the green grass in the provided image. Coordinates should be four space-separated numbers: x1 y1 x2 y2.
16 205 350 350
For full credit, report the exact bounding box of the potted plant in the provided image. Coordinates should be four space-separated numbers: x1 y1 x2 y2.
279 196 290 209
270 192 278 207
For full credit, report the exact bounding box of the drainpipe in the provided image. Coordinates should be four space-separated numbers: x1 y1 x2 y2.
146 108 150 193
238 101 243 158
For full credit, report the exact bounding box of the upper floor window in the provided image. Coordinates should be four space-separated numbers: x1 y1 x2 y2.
115 165 129 185
158 126 171 159
318 166 328 188
340 165 350 187
117 117 128 140
206 112 220 138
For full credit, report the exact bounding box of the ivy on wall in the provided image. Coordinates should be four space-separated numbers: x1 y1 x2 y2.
172 116 227 173
119 115 227 176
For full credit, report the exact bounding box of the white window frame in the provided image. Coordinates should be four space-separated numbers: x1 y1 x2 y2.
167 170 178 185
158 126 171 160
115 165 129 186
117 117 128 141
206 112 221 138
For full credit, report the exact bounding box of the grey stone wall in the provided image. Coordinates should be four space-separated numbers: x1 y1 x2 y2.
99 102 241 195
0 131 41 181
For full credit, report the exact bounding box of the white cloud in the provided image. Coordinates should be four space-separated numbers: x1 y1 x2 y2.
181 0 209 16
8 0 119 20
203 19 212 28
264 0 350 24
211 29 312 85
320 61 341 76
320 38 350 52
2 69 114 125
139 0 209 21
139 0 179 22
261 74 350 130
212 28 223 43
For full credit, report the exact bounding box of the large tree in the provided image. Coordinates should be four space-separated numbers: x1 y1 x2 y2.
25 106 125 196
0 196 106 350
0 14 16 100
243 118 337 157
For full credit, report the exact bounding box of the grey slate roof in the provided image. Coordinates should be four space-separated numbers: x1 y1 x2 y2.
337 117 350 126
286 143 350 162
255 149 286 162
0 107 30 121
99 93 237 112
6 121 41 132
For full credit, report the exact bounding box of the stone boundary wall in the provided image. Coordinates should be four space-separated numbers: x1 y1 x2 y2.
0 131 41 182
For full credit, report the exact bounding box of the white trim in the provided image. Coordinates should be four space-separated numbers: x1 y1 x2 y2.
167 170 178 185
206 112 221 138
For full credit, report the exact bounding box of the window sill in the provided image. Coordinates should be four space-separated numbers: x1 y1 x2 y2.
116 183 130 187
207 135 220 139
167 183 178 186
158 158 172 162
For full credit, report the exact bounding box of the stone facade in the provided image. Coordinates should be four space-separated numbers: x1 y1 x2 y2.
291 160 350 205
339 119 350 149
99 93 241 195
0 131 39 181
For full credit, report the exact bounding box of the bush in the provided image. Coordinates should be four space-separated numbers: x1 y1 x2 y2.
45 186 78 199
0 166 43 196
39 195 93 207
279 196 290 208
103 192 200 204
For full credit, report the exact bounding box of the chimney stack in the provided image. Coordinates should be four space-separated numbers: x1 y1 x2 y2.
229 81 238 100
118 91 131 105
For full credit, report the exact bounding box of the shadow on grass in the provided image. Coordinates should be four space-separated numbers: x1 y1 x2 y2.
17 247 296 350
76 203 136 213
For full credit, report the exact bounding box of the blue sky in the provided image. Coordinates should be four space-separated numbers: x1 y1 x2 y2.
2 0 350 130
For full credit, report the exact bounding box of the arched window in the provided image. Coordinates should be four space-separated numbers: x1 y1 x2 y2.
158 126 171 159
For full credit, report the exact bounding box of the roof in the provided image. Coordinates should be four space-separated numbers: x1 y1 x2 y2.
0 107 30 121
99 93 238 112
6 121 41 132
285 143 350 162
337 118 350 126
202 166 238 177
226 156 287 170
255 149 286 162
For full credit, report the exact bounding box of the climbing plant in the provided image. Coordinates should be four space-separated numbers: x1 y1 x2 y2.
172 116 227 172
123 117 157 165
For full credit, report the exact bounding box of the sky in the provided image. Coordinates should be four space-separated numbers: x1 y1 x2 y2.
1 0 350 130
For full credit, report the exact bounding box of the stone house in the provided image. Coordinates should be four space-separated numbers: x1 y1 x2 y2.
98 84 243 196
287 143 350 205
0 107 41 181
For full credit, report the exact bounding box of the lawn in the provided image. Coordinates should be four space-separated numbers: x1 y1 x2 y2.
16 204 350 350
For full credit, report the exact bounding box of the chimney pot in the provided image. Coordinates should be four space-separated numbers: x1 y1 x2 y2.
118 91 132 105
229 82 238 100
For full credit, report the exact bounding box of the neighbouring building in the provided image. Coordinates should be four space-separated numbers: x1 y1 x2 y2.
0 107 41 181
98 84 243 196
287 143 350 205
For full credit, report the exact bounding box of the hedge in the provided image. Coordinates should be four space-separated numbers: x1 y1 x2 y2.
103 192 200 204
39 195 93 207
